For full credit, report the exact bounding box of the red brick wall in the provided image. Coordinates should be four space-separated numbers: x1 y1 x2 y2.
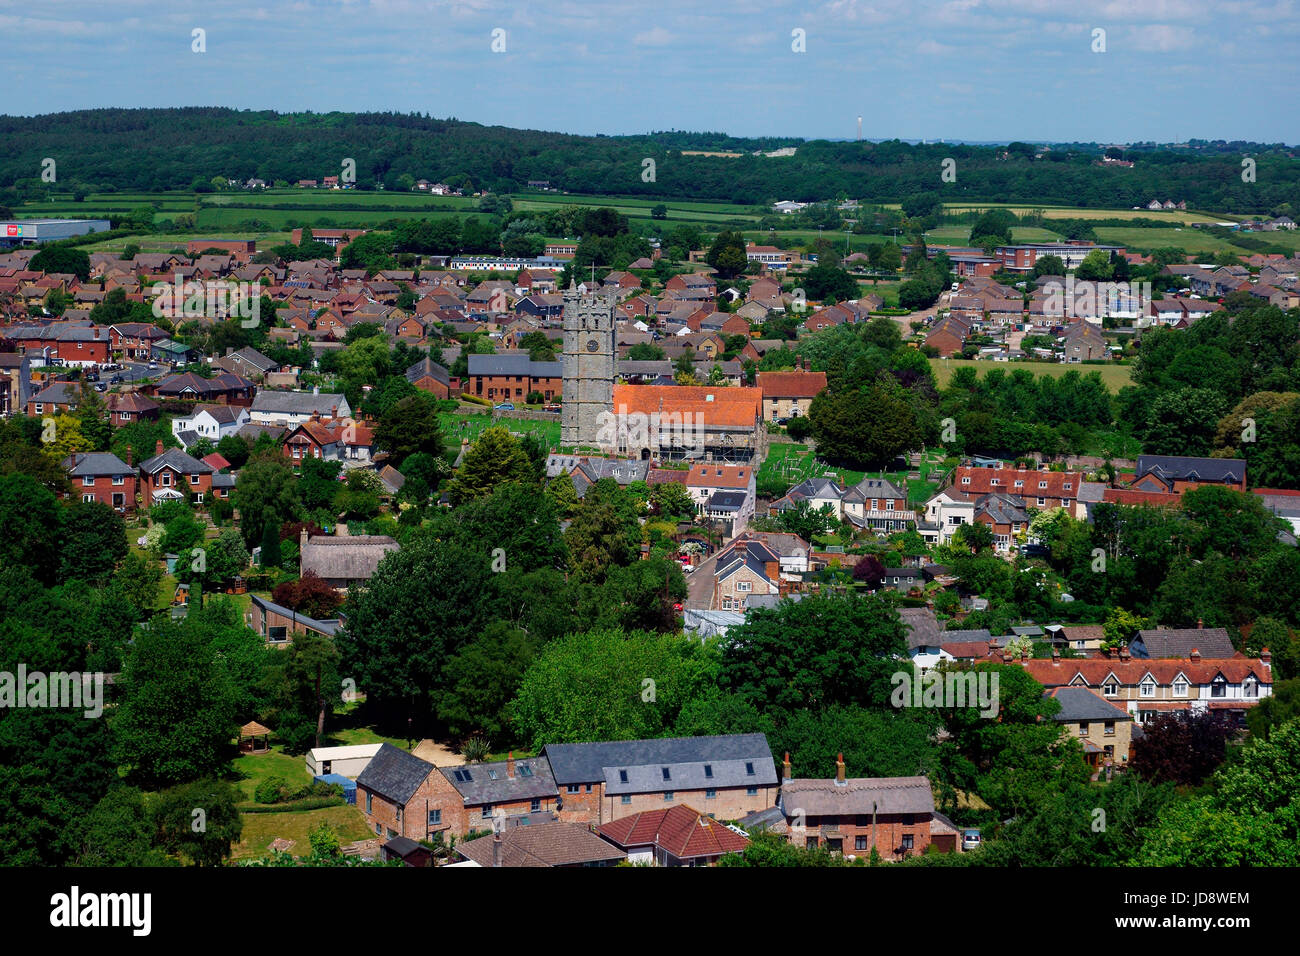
791 813 933 859
72 475 137 514
142 466 212 501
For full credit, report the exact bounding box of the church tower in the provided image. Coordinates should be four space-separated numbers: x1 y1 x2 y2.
561 280 616 449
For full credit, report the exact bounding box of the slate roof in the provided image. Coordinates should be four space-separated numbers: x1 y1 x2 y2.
543 734 776 788
355 742 435 805
140 447 214 476
467 353 561 377
1046 686 1133 722
439 756 558 805
1133 628 1235 659
780 775 935 816
842 476 907 504
251 390 348 416
406 357 450 385
1135 455 1245 486
455 823 625 868
705 490 747 512
63 452 133 478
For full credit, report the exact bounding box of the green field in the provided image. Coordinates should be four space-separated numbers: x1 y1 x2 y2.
440 411 561 455
930 358 1134 392
758 442 945 506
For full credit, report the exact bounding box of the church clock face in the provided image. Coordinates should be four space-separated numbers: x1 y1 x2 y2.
586 338 600 352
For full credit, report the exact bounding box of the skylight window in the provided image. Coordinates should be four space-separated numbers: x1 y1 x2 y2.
704 765 713 778
745 762 755 776
518 764 533 777
662 767 671 781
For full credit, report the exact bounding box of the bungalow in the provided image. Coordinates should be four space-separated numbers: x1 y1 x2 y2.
247 593 341 644
597 805 749 866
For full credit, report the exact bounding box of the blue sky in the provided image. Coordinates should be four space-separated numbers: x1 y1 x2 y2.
2 0 1298 144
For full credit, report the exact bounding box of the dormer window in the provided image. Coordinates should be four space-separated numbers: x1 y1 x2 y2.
1140 678 1156 698
1243 676 1257 698
1212 675 1227 698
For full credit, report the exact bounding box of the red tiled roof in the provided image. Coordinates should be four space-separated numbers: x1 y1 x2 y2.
597 805 749 859
953 466 1083 499
1103 488 1182 507
685 463 751 489
757 370 827 399
611 384 762 429
1022 658 1270 687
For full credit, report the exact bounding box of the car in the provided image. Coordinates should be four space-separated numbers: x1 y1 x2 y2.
494 402 515 411
148 362 159 369
93 383 107 392
680 563 695 574
543 403 561 413
110 375 123 384
962 829 982 851
1020 543 1050 559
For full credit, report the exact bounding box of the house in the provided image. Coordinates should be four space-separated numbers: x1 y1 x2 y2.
900 607 949 673
778 757 951 858
756 368 827 421
213 346 279 381
454 824 626 868
171 403 250 445
951 466 1083 511
466 353 562 403
138 440 215 504
249 390 352 426
769 476 846 520
1132 455 1246 494
247 592 341 643
1060 322 1110 362
1045 686 1135 770
106 392 160 428
926 316 970 357
841 477 910 533
685 462 755 531
305 744 382 779
423 752 561 840
63 452 137 514
597 804 749 866
153 372 255 406
26 381 84 418
298 530 399 590
608 384 766 463
1022 649 1272 726
356 743 443 842
0 353 33 417
540 733 778 826
713 539 781 610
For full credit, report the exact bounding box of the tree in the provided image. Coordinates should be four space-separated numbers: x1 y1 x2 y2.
444 426 535 506
808 385 927 468
545 471 580 517
114 618 240 787
1074 248 1112 281
272 570 343 621
650 481 696 521
1129 711 1234 786
76 787 169 867
151 779 243 866
802 262 859 302
1032 255 1066 279
0 474 63 585
298 456 343 512
334 468 382 520
776 499 838 543
29 245 91 281
434 621 539 745
952 521 994 554
706 231 748 279
232 453 300 547
373 394 445 468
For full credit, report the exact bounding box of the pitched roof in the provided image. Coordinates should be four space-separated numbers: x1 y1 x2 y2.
1135 455 1245 485
899 607 943 650
140 447 214 476
439 755 557 805
1021 657 1270 687
62 452 133 478
597 804 749 859
406 357 450 385
355 742 435 804
611 384 762 429
1046 686 1133 722
455 823 626 867
780 775 935 816
542 734 775 787
756 370 827 399
1133 628 1235 659
251 390 348 415
300 534 399 582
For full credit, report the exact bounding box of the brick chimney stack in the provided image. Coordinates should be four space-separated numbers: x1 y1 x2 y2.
1197 618 1204 629
1190 648 1201 661
1051 645 1060 662
1261 647 1272 669
1119 644 1130 661
782 752 792 783
492 830 503 868
1021 646 1030 662
155 439 164 456
834 753 846 786
125 445 132 468
506 751 515 780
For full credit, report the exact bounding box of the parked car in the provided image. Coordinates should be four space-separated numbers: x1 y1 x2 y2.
962 829 982 851
543 403 561 413
494 402 515 411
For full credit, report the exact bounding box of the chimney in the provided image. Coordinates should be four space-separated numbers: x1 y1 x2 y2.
313 385 320 395
782 752 792 783
492 830 503 868
1021 646 1029 662
506 751 515 780
1002 648 1013 663
834 753 846 786
300 528 308 551
1051 645 1060 662
125 444 133 468
1197 618 1204 629
1190 648 1201 662
155 439 164 456
1261 647 1272 668
1119 644 1130 661
988 637 999 656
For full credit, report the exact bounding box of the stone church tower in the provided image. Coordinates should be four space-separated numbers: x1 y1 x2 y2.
561 281 616 449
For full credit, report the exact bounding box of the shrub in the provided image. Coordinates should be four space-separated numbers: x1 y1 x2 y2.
254 776 288 805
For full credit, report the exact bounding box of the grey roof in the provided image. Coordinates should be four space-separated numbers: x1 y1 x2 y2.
1136 455 1246 485
236 423 287 443
455 822 625 868
604 756 764 795
1048 687 1133 722
30 382 80 405
842 476 907 503
439 756 557 805
745 592 804 611
140 447 214 475
1077 481 1107 504
63 452 133 478
1133 628 1234 659
942 628 993 642
406 357 450 385
738 806 788 832
780 775 935 816
228 346 276 372
899 607 943 651
542 734 776 787
467 353 561 378
251 390 348 415
355 743 435 805
248 593 338 636
211 473 238 489
705 490 747 512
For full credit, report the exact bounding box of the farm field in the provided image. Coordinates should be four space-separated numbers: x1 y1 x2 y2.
1092 226 1242 254
930 358 1134 392
938 203 1226 225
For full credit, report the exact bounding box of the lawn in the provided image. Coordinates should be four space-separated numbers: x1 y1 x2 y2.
230 745 314 804
758 442 946 506
440 411 561 454
930 358 1134 393
232 804 373 860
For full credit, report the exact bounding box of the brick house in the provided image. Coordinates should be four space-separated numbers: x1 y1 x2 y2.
466 353 562 402
138 440 214 505
951 466 1083 511
63 452 137 514
109 322 170 360
541 734 778 827
424 753 561 842
779 758 952 859
247 593 340 644
107 392 161 428
756 368 827 421
186 239 255 263
925 316 970 357
1131 455 1247 495
356 744 444 842
406 357 456 399
26 381 84 417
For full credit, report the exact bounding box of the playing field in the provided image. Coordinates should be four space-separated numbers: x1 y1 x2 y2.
930 358 1134 392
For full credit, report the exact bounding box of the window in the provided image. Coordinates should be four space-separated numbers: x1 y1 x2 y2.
82 493 96 503
901 814 913 826
365 792 373 813
160 472 171 487
567 784 580 794
621 794 631 805
585 784 592 793
1140 679 1156 698
736 581 752 592
1104 722 1115 736
82 476 95 487
453 768 474 783
618 769 628 783
1078 722 1089 736
706 789 716 800
482 805 493 819
1211 676 1227 699
664 792 673 801
901 835 914 851
374 822 381 835
518 764 533 778
746 786 758 796
855 835 868 851
1244 677 1258 698
112 475 124 486
1039 481 1048 489
1173 679 1188 696
1037 497 1045 507
322 761 332 774
396 806 403 826
190 474 200 485
487 769 499 780
745 762 755 776
1102 681 1118 697
530 798 541 812
962 477 970 485
703 765 713 779
661 767 671 781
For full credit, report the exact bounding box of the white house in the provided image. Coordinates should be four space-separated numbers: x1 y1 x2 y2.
171 403 250 443
921 488 976 545
305 743 383 779
249 389 352 426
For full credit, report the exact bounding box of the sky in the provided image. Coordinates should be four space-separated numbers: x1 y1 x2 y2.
2 0 1298 144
